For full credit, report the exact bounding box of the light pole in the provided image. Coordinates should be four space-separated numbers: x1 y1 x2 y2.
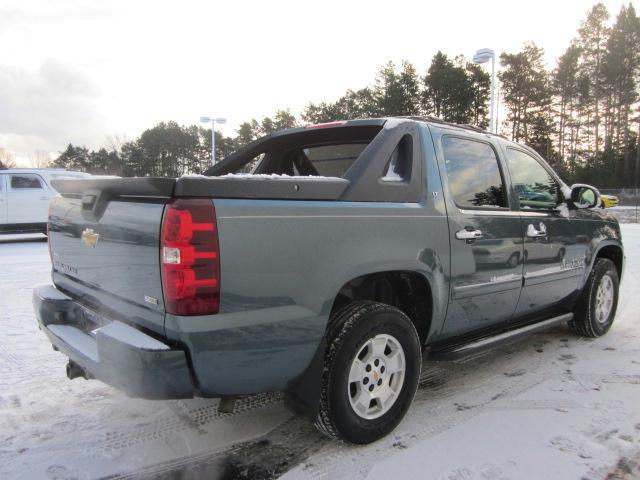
200 116 227 166
473 48 496 133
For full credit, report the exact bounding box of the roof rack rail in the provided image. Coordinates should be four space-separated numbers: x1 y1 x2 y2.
394 116 508 140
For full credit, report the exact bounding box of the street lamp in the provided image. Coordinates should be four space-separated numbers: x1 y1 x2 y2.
200 116 227 165
473 48 496 134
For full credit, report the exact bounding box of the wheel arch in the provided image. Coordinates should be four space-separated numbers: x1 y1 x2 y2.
591 241 624 281
328 270 434 345
285 268 435 419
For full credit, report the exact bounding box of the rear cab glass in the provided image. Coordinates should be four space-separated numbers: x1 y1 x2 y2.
298 144 367 177
208 123 383 179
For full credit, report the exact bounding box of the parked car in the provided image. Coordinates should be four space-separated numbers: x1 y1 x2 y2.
33 118 624 444
0 168 90 234
600 194 620 208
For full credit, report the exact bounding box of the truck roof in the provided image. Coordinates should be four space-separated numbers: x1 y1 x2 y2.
0 168 84 174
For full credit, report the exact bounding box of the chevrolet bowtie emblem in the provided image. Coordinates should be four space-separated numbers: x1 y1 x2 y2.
81 228 99 248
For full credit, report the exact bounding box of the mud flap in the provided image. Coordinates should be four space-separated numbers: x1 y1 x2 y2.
284 337 326 419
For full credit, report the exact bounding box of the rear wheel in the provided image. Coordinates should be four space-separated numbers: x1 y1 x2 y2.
569 258 619 338
315 301 421 444
506 252 520 268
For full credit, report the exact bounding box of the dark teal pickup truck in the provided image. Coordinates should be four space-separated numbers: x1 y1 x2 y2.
33 117 624 444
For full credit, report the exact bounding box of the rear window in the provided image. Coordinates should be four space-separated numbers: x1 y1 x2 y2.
244 143 367 178
208 124 383 178
298 144 367 177
10 174 43 189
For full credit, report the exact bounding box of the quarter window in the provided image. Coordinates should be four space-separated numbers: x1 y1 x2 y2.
442 136 507 208
506 148 559 210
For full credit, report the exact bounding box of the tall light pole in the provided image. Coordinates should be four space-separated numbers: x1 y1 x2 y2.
200 116 227 166
473 48 496 133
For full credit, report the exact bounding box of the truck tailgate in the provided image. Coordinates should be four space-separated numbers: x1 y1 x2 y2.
48 183 170 335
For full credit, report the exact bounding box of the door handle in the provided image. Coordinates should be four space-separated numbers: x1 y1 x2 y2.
40 196 50 201
456 228 483 240
526 222 547 238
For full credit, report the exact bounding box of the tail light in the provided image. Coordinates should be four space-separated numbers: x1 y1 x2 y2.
160 198 220 315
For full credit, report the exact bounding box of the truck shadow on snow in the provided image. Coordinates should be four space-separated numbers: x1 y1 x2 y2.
138 325 597 480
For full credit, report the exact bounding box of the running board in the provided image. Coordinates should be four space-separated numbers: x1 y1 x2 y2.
428 313 573 361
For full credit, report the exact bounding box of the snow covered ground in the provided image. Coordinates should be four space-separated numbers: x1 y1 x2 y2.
1 225 639 480
608 206 640 224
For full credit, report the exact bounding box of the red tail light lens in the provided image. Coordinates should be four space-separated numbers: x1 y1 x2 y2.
305 121 347 129
160 198 220 315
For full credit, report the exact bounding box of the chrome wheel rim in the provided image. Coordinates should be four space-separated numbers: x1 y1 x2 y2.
347 333 405 420
595 275 614 324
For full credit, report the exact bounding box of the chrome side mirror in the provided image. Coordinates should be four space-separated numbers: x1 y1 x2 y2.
569 184 600 209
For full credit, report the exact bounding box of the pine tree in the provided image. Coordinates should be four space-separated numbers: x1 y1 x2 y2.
397 61 421 116
499 43 551 144
576 3 610 157
553 44 581 160
602 3 640 179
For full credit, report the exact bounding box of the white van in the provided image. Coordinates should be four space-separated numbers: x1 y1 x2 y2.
0 168 90 234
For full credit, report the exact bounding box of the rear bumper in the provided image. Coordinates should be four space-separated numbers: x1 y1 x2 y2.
33 284 194 399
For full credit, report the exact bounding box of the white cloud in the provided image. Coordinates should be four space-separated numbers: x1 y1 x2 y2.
0 0 630 164
0 59 105 161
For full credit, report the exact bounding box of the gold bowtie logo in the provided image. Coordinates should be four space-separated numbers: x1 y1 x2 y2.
81 228 99 248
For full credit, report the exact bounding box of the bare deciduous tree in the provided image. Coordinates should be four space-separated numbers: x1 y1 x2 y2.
30 150 52 168
0 147 17 169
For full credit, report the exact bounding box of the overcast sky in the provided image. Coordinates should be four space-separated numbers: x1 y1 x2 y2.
0 0 633 165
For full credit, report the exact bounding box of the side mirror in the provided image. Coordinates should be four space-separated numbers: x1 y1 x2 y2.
569 184 600 209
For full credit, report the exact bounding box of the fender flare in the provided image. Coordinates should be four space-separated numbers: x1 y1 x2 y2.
584 239 624 287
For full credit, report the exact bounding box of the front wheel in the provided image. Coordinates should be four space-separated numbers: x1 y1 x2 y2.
569 258 619 337
315 301 421 444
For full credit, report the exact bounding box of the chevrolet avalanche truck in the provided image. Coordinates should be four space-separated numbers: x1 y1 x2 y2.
34 118 624 444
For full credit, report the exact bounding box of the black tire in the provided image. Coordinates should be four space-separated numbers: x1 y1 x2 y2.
506 252 520 268
568 258 619 338
315 301 421 444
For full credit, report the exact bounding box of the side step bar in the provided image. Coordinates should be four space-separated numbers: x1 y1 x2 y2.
428 313 573 361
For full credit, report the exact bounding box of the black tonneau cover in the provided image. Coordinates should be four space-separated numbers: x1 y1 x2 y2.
51 176 351 201
51 177 176 198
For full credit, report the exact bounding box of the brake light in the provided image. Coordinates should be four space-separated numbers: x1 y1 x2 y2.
305 121 347 129
160 198 220 315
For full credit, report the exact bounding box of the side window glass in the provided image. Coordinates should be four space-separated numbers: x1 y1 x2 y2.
506 149 559 210
10 174 43 189
382 134 413 182
442 136 507 208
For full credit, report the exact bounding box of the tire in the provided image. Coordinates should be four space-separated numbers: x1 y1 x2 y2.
568 258 619 338
506 252 520 268
315 301 421 444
